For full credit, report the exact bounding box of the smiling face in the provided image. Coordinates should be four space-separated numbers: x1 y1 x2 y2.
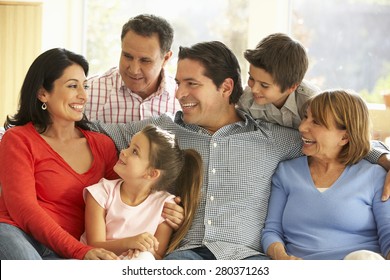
119 30 172 99
175 58 235 133
247 64 296 109
114 131 153 183
38 64 88 124
299 106 348 161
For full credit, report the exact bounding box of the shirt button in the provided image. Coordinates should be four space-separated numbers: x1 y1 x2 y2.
207 220 212 225
213 142 217 148
211 168 216 174
210 196 214 201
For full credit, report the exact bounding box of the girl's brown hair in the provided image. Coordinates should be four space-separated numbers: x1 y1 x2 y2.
141 124 203 253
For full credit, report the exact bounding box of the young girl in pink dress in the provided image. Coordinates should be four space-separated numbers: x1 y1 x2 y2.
81 124 203 259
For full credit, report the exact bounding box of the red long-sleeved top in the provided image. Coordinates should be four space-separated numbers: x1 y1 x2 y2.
0 123 119 259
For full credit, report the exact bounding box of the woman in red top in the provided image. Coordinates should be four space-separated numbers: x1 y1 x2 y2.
0 48 120 259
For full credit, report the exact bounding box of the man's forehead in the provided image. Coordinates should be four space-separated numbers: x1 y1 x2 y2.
176 59 206 77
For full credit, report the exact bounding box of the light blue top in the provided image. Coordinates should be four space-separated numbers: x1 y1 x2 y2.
262 156 390 260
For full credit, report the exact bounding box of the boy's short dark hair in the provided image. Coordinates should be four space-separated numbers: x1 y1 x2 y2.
244 33 308 92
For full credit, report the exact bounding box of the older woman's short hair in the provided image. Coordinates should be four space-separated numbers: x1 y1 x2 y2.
303 89 371 165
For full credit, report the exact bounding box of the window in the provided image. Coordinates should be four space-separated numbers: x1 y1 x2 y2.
85 0 251 78
83 0 390 105
291 0 390 104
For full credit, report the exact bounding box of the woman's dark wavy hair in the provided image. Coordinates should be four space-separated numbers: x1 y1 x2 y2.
4 48 90 132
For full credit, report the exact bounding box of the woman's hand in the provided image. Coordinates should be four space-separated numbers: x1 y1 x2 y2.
277 254 303 260
162 196 184 231
267 242 303 260
119 249 141 260
83 248 119 260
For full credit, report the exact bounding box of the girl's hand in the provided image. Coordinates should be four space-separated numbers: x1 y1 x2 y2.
129 232 159 252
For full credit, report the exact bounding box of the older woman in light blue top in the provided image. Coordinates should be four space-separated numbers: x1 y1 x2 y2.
262 89 390 260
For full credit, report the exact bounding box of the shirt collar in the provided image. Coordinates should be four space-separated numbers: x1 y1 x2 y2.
174 111 209 134
174 109 256 133
248 91 300 117
282 91 300 116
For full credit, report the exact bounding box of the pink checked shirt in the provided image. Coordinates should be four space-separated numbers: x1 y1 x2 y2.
84 67 180 123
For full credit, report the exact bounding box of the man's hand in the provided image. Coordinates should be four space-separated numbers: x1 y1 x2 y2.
162 196 184 231
382 170 390 201
378 154 390 201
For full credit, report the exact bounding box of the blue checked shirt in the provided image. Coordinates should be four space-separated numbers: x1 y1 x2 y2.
90 110 385 260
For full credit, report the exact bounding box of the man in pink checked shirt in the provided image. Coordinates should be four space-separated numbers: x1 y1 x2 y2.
84 14 180 123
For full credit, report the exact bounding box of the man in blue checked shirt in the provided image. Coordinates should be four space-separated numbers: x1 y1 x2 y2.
91 41 390 260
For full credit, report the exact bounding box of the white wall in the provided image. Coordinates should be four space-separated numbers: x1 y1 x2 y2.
0 0 85 122
38 0 290 56
247 0 291 48
5 0 86 54
4 0 291 60
41 0 86 54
